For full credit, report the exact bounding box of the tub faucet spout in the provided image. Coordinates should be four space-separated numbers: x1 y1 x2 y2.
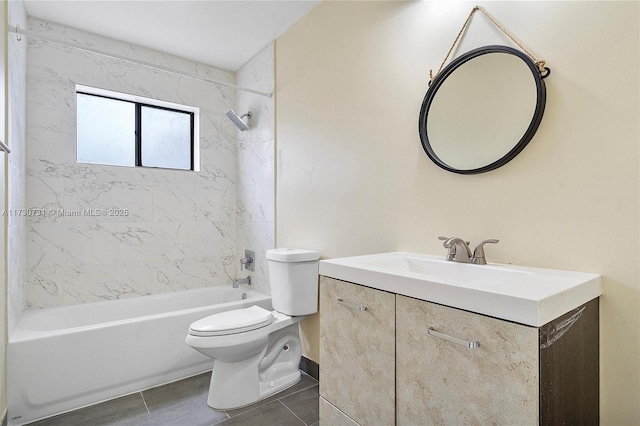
233 276 252 288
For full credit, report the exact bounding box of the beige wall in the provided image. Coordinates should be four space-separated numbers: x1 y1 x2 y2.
276 1 639 423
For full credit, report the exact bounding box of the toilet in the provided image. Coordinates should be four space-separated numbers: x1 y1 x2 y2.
185 248 320 410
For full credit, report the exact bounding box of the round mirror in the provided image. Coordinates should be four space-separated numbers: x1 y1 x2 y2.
418 45 548 174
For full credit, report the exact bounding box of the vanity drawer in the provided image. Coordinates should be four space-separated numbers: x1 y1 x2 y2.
396 294 539 425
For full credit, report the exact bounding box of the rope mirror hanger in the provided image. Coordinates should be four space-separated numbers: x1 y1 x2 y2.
429 5 551 84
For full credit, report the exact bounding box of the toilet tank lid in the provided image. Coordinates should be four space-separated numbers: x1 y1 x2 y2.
266 248 320 262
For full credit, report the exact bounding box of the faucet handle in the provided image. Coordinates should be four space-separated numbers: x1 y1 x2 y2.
438 236 470 243
438 236 455 261
240 249 255 271
439 236 470 246
472 239 499 265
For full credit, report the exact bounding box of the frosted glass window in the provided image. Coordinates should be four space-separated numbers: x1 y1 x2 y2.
141 106 192 170
76 89 195 171
76 94 135 166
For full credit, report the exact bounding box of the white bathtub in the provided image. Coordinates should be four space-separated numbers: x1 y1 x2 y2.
7 287 272 425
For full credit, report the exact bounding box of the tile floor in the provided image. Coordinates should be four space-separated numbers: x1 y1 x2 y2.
28 371 319 426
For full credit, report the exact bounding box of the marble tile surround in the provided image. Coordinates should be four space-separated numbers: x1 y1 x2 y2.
8 0 28 334
24 18 275 309
235 44 275 295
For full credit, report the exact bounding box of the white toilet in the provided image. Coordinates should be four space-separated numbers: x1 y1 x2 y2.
185 248 320 410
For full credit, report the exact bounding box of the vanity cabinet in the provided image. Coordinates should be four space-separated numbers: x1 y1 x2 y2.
320 276 599 426
319 276 395 426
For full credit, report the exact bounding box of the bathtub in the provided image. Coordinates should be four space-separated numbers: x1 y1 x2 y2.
7 286 272 425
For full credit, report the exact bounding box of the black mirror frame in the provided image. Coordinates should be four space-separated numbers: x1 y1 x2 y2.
418 45 548 175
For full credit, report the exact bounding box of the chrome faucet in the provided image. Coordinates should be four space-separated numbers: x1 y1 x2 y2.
232 275 252 288
439 237 472 263
439 237 499 264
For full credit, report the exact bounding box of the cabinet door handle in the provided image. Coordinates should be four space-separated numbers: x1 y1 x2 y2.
336 298 367 312
427 327 479 349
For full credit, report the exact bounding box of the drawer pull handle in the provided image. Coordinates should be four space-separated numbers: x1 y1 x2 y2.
427 327 479 349
336 298 367 312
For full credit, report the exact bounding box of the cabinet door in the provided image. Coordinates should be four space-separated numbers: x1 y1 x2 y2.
320 397 360 426
396 295 539 425
319 277 395 426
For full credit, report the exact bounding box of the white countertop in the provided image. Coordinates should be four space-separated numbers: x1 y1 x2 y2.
319 252 602 327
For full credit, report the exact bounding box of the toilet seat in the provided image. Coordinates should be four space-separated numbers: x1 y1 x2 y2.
189 305 274 337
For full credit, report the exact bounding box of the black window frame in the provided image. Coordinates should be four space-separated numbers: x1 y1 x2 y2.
77 91 195 171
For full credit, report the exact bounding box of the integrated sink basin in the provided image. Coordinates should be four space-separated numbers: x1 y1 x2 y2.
319 252 601 327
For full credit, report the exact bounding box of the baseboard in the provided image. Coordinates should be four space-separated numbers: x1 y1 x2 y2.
299 356 319 380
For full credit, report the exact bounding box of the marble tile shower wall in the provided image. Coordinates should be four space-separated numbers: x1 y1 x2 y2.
235 44 275 295
8 0 28 333
25 18 244 308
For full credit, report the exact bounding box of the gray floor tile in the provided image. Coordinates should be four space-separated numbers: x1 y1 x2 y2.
140 372 228 426
225 373 318 418
30 370 319 426
142 405 228 426
30 393 149 426
279 385 319 425
142 372 211 411
216 401 305 426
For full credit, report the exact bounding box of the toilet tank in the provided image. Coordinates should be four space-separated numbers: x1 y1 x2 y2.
266 248 320 316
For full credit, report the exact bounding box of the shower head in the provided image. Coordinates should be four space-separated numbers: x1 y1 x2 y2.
226 110 251 131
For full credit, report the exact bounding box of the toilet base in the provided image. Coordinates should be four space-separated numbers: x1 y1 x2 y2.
259 369 301 401
209 371 302 411
206 323 302 410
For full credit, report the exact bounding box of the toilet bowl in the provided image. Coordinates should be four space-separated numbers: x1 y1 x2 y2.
185 248 319 410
